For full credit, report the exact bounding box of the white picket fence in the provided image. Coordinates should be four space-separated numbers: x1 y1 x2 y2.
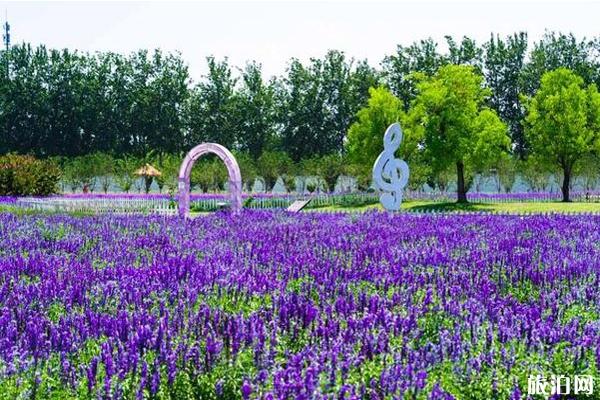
16 197 177 215
13 193 381 215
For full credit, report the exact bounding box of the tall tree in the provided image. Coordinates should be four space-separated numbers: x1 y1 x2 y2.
45 49 87 156
483 32 528 156
0 44 51 156
146 51 190 156
233 62 276 159
382 38 446 110
186 57 237 149
126 50 189 156
523 68 600 202
278 51 374 161
277 57 329 161
446 35 483 70
346 86 405 171
522 32 597 96
408 65 510 202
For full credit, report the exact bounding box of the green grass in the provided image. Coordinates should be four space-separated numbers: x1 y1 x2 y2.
313 200 600 214
4 200 600 218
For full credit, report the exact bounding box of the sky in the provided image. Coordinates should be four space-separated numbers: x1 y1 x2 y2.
1 0 599 81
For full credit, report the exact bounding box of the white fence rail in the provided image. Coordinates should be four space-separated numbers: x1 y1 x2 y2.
13 193 380 215
16 198 177 215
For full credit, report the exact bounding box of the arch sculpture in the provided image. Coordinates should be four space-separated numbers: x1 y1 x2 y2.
178 143 242 218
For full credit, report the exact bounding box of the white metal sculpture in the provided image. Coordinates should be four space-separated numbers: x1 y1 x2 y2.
372 123 409 211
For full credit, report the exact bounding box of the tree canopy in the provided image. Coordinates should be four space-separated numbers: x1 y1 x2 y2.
408 65 510 202
2 31 600 198
523 67 600 201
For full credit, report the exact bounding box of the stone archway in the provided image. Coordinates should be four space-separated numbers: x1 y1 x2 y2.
178 143 242 218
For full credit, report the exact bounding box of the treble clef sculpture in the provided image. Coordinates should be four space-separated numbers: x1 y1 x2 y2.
372 123 409 211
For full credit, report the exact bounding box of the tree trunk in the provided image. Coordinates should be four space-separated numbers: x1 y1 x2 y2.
561 165 571 202
456 161 468 203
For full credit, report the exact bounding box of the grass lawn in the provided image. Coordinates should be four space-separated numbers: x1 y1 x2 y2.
4 200 600 216
313 200 600 214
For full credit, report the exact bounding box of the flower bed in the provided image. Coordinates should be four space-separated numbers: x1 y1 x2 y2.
0 210 598 398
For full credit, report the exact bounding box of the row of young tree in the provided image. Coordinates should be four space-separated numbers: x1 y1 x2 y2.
1 31 600 201
57 151 350 195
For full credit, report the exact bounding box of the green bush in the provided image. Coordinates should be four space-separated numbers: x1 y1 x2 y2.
0 153 61 196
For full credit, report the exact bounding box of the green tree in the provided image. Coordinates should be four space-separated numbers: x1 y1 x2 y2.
233 63 276 159
306 154 347 193
446 35 483 69
233 152 258 192
154 153 181 195
494 155 517 193
346 87 419 187
277 51 373 160
483 32 528 156
114 156 138 193
61 155 101 192
522 32 598 96
0 45 52 156
409 65 510 203
346 87 403 167
93 153 115 193
191 157 228 193
257 151 292 192
186 57 237 149
518 156 552 192
382 38 446 110
574 154 600 191
523 68 600 201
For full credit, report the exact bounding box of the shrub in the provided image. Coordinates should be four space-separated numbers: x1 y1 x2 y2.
0 153 61 196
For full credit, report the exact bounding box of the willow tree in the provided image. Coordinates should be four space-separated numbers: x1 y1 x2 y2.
408 65 510 203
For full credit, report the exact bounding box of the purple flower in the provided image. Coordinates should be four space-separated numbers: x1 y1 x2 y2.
241 380 252 399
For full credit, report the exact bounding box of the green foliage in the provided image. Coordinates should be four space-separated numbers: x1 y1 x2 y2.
305 182 317 194
190 157 228 193
233 152 258 192
232 63 276 159
257 151 293 191
521 32 599 96
382 38 446 109
575 154 600 191
408 65 510 202
62 154 110 192
427 165 455 193
0 153 61 196
88 153 115 193
490 155 516 193
484 32 529 156
523 68 600 201
281 174 296 193
518 156 552 192
114 156 139 193
0 46 189 158
277 51 377 161
346 87 405 171
154 153 182 195
302 154 347 193
347 164 372 192
186 57 237 149
3 35 600 195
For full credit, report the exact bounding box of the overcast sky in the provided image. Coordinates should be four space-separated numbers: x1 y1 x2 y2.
2 0 599 81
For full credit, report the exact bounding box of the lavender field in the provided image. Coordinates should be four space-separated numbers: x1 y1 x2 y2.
0 210 599 399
